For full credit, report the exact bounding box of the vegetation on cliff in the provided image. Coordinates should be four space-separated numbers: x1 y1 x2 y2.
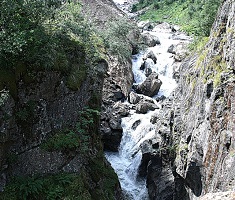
0 1 124 199
0 0 105 96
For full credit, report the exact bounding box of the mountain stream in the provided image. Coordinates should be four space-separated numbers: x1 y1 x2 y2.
105 1 191 199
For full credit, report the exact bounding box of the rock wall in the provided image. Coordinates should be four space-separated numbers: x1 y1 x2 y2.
80 0 138 151
0 23 123 200
146 0 235 199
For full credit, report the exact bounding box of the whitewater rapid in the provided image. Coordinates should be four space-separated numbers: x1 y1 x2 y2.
105 24 191 199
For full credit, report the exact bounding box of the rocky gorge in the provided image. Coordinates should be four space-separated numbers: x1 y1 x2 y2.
104 0 235 200
0 0 234 199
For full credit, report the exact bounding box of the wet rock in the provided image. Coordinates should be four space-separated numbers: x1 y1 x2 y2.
101 102 130 151
136 72 162 97
129 91 141 104
132 119 141 130
145 67 152 77
113 102 130 117
167 44 176 54
113 91 125 101
155 95 166 102
150 113 159 124
140 58 154 70
109 117 122 130
136 100 159 114
102 129 122 152
142 32 160 47
144 50 157 64
140 58 154 77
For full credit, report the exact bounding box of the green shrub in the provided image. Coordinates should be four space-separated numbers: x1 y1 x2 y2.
98 17 138 62
133 0 222 37
41 108 100 152
0 1 105 94
42 130 80 152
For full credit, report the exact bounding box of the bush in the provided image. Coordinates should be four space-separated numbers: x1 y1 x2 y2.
0 1 105 94
99 17 138 62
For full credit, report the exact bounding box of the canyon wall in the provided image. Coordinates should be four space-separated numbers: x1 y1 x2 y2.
146 0 235 199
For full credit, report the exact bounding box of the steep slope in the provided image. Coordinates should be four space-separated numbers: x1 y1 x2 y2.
80 0 141 151
173 0 235 198
0 1 123 199
145 0 235 199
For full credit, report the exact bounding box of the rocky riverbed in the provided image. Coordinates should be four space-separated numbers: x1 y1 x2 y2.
104 2 192 198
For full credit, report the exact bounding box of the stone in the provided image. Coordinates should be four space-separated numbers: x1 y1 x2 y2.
140 59 154 78
145 67 152 77
136 100 159 114
142 32 160 47
150 113 159 124
145 50 157 64
155 95 166 102
136 72 162 97
129 91 141 104
167 44 176 54
102 130 122 152
109 116 122 130
132 119 141 130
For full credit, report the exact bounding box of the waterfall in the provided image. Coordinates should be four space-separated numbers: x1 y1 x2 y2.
105 2 191 199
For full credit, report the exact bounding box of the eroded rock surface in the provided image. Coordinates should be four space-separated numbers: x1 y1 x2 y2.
136 72 162 97
144 1 235 199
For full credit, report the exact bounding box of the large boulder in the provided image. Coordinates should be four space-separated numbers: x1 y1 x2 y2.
138 21 155 31
136 72 162 97
140 58 154 77
136 100 159 114
101 102 130 151
140 58 154 71
142 32 160 47
167 44 176 54
167 43 189 62
129 91 141 104
145 50 157 64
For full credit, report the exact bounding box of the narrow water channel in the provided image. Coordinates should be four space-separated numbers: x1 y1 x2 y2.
105 1 191 199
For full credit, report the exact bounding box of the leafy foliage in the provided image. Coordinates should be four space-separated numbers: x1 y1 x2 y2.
42 130 80 152
98 17 139 61
42 107 100 152
0 173 90 200
132 0 222 36
0 0 105 94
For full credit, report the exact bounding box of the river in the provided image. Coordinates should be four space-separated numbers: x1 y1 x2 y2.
105 1 191 199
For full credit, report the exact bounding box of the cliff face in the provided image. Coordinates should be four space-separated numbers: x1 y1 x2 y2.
173 0 235 197
0 1 125 199
146 0 235 199
80 0 138 151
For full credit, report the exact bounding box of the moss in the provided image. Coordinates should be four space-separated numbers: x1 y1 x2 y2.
88 155 119 200
195 49 208 69
0 172 93 200
88 92 102 110
213 72 221 87
0 156 120 200
41 130 80 152
66 66 87 91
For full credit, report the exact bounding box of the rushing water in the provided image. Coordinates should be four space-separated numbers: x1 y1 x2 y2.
105 2 191 199
105 24 190 199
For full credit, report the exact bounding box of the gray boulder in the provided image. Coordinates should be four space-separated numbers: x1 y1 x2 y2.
129 91 141 104
167 44 176 54
145 50 157 64
145 67 152 77
140 58 154 77
136 100 159 114
142 33 160 47
136 72 162 97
